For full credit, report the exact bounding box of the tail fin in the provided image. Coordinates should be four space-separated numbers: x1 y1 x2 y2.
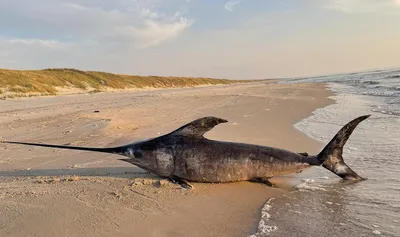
317 115 370 181
1 141 123 154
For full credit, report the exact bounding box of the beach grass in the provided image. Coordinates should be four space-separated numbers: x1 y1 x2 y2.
0 68 248 99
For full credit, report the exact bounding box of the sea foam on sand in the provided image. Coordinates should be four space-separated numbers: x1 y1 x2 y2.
248 198 278 237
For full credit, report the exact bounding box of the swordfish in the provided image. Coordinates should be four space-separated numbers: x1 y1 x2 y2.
1 115 370 188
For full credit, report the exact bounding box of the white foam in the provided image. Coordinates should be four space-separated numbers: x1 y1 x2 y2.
319 176 330 179
295 179 327 191
248 198 278 237
372 230 382 235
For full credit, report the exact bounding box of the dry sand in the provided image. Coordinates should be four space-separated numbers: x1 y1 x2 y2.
0 81 334 237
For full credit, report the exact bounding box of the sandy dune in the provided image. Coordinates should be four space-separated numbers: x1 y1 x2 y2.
0 82 333 237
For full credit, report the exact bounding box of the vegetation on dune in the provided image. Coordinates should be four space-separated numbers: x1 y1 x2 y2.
0 68 248 99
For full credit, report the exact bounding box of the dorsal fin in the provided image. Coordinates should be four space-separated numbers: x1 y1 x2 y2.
170 117 228 138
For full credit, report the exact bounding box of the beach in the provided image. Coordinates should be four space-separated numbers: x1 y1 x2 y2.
0 81 334 237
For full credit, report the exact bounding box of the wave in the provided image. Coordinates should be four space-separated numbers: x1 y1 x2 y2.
386 75 400 79
371 108 400 116
248 198 278 237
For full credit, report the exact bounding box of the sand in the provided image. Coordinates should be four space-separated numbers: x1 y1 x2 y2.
0 81 334 237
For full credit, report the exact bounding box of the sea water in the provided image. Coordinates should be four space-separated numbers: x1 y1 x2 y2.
249 69 400 237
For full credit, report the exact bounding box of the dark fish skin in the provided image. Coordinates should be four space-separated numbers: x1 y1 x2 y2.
2 115 370 188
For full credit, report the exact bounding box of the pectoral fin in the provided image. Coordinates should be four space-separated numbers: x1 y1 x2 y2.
250 177 276 187
169 175 193 189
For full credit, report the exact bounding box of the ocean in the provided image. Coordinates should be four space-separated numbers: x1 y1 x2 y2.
249 69 400 237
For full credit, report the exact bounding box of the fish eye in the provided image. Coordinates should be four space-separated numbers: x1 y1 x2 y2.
134 150 143 159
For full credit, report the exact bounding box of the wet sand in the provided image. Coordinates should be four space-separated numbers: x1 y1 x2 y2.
0 82 334 237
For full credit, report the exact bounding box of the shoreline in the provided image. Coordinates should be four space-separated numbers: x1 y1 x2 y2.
257 76 400 237
292 82 337 147
0 81 335 237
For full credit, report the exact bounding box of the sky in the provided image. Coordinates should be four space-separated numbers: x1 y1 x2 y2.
0 0 399 79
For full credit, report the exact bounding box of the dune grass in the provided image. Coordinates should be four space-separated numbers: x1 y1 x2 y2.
0 68 248 99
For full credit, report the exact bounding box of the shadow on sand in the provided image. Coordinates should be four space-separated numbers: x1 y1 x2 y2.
0 166 158 179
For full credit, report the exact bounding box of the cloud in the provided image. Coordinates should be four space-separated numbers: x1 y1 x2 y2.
224 0 243 12
123 17 193 49
324 0 400 14
6 38 71 49
0 37 78 69
0 0 194 70
1 0 399 79
0 0 193 49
